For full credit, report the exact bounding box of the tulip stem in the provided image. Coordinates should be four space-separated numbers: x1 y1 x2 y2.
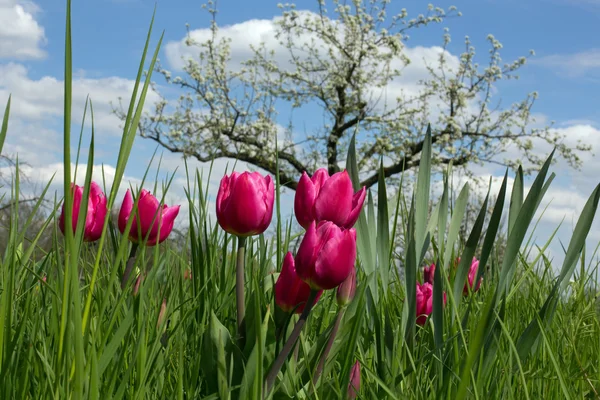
312 307 345 387
121 243 138 290
236 236 247 341
265 289 319 394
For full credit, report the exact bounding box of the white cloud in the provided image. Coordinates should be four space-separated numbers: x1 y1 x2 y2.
533 49 600 77
0 63 160 135
0 0 46 60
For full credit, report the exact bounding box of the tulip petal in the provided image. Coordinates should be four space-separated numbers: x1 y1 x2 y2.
344 186 366 228
295 221 320 285
312 226 356 290
84 182 107 242
149 205 180 245
118 189 134 234
294 172 317 229
314 170 354 227
216 174 233 232
311 168 329 188
136 190 162 241
259 175 275 232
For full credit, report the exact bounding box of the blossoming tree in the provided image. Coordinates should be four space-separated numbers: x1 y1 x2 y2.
119 0 590 190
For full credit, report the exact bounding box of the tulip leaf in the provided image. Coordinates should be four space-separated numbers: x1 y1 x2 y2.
443 183 470 270
339 281 367 395
377 160 391 297
404 196 417 343
515 182 600 364
346 133 376 290
0 95 10 156
508 165 523 237
496 151 555 302
476 171 509 284
452 184 489 302
415 125 432 259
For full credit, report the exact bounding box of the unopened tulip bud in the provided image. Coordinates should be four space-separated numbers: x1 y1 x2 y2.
336 267 357 306
348 361 361 399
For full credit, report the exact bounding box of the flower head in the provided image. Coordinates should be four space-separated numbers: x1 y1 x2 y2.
216 171 274 236
59 181 108 242
295 169 366 230
118 189 180 246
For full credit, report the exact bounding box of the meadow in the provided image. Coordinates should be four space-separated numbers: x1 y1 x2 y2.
1 3 600 400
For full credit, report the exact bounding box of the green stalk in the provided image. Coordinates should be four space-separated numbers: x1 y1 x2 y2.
313 307 345 387
121 244 139 290
265 289 319 394
236 236 247 339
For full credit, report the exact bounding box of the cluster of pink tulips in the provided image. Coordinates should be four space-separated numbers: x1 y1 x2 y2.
417 258 482 325
216 168 366 395
59 182 180 246
58 182 181 291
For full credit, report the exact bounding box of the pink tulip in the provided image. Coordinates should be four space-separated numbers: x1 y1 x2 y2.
348 361 361 399
275 252 322 313
216 171 275 237
463 258 482 295
416 282 447 326
336 266 357 306
294 169 366 230
118 189 180 246
295 221 357 290
423 263 435 284
59 181 108 242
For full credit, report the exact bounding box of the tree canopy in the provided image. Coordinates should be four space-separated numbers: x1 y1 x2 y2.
119 0 591 190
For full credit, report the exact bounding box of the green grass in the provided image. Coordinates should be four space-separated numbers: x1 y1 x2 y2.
1 2 600 399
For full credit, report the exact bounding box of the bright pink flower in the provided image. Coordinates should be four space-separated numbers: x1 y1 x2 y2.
463 258 482 295
348 361 361 399
295 221 357 290
59 181 108 242
118 189 180 246
275 252 322 313
336 266 357 306
216 171 274 236
416 282 447 326
294 169 366 230
423 263 435 284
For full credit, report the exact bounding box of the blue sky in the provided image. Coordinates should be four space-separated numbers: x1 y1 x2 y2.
1 0 600 268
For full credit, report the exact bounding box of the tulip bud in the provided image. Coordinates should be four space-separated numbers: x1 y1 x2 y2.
295 221 357 290
118 189 180 246
463 257 482 295
132 274 143 296
157 298 167 330
423 263 435 284
184 268 192 281
275 252 322 313
416 282 447 326
294 169 366 230
348 361 361 399
336 267 357 306
216 171 275 237
59 181 108 242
